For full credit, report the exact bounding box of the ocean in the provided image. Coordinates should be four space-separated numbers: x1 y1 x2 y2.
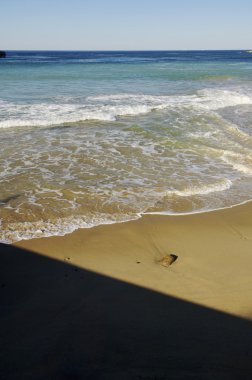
1 50 252 243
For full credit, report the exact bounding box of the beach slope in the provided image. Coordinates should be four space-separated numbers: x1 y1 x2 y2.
16 202 252 318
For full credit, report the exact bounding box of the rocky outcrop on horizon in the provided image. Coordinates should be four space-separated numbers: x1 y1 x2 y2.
0 51 6 58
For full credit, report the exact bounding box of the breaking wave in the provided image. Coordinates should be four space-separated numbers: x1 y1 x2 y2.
1 89 252 129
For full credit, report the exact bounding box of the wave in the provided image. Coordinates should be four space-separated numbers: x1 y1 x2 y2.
164 178 232 197
144 198 252 216
1 89 252 129
195 89 252 110
88 90 252 112
0 213 141 244
220 152 252 175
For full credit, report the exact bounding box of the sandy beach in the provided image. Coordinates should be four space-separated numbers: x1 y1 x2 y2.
1 202 252 379
16 201 252 318
2 7 252 376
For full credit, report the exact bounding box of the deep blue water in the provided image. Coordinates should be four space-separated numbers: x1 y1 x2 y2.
3 50 252 64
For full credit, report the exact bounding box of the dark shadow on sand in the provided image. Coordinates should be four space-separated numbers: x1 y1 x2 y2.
0 243 252 380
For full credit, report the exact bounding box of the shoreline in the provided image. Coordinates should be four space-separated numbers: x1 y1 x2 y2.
144 198 252 216
5 197 252 244
15 200 252 319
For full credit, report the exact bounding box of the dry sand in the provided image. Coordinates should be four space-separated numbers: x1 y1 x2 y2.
1 202 252 379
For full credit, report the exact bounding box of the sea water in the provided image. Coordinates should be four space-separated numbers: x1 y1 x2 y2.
1 50 252 243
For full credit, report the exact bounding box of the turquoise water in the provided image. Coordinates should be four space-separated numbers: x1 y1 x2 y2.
1 51 252 242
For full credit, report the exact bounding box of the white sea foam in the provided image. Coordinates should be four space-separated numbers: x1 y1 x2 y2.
1 89 252 129
195 89 252 110
221 152 252 175
165 178 232 197
88 89 252 111
0 213 142 244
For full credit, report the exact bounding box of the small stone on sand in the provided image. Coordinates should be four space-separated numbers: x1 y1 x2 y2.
159 254 178 267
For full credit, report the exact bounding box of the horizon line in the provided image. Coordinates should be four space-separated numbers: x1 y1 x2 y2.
2 49 251 52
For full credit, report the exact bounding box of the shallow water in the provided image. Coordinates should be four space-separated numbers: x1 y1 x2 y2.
1 51 252 242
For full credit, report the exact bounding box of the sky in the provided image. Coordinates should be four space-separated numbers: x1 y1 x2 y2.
1 0 252 50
